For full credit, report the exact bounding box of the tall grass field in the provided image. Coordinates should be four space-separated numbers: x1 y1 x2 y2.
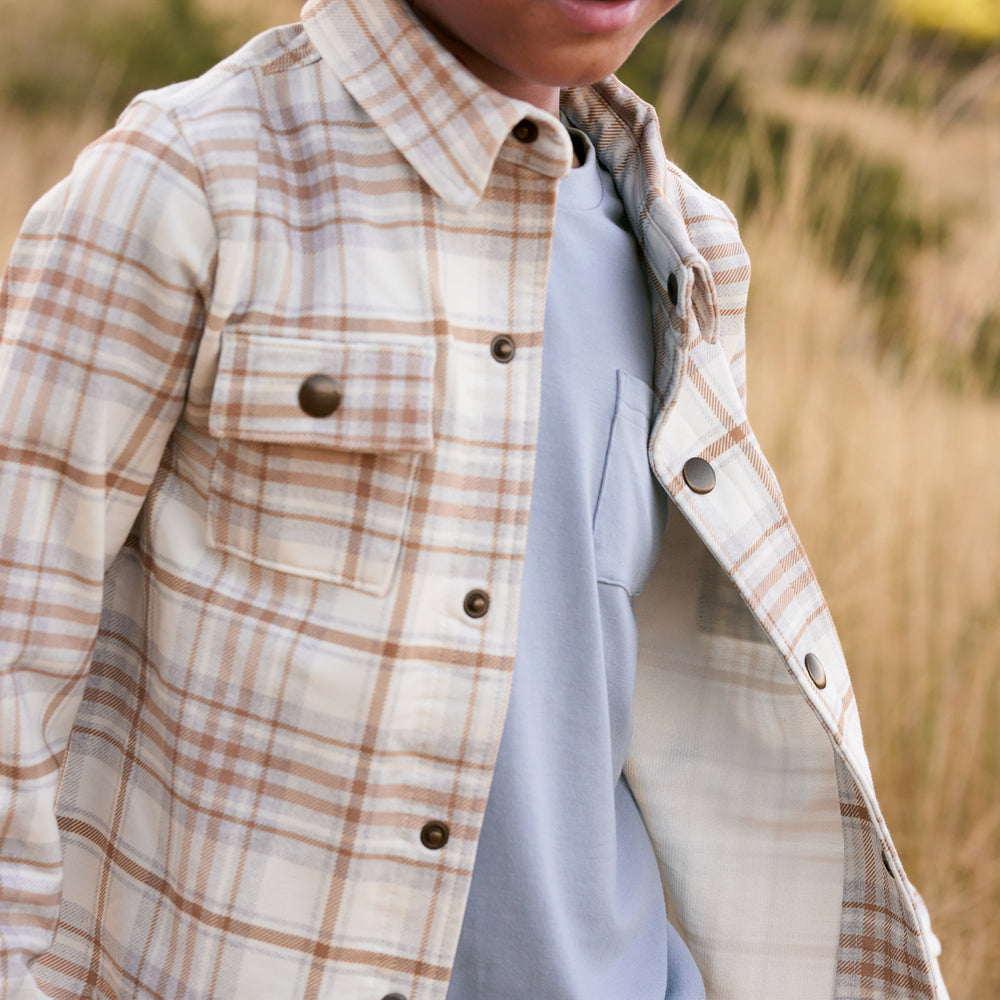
2 0 998 995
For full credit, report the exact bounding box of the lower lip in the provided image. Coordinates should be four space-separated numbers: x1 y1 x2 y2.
551 0 644 33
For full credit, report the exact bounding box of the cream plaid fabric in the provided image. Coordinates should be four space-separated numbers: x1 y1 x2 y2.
0 0 945 997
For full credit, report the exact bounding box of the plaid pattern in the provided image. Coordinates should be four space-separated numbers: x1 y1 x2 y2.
0 1 945 998
208 332 436 593
209 333 436 451
835 763 937 998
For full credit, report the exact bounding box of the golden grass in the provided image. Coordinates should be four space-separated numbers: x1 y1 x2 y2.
1 0 998 996
745 219 1000 999
0 112 105 263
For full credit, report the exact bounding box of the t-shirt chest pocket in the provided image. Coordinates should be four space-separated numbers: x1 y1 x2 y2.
592 370 668 597
206 331 435 597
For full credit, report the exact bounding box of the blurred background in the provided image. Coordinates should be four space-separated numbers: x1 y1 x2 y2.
2 0 998 994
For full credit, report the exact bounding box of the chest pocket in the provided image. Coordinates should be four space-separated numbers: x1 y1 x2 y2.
592 370 668 597
206 331 435 597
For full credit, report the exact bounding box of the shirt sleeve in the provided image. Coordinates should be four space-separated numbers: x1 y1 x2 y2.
0 98 216 989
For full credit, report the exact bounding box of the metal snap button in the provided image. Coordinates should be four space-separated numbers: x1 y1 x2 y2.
805 652 827 690
420 820 450 850
682 457 716 495
882 850 895 878
463 589 490 618
512 119 539 143
298 374 342 418
490 334 516 364
667 271 679 307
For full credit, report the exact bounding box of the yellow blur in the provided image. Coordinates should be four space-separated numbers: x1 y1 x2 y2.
891 0 1000 40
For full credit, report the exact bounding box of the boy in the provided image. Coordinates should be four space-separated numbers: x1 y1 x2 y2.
0 0 947 997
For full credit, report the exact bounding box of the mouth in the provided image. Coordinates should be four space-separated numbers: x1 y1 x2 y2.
550 0 644 33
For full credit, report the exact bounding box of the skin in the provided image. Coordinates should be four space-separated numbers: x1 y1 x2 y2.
405 0 683 113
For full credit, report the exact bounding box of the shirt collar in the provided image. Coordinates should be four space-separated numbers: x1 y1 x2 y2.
301 0 574 209
563 79 721 344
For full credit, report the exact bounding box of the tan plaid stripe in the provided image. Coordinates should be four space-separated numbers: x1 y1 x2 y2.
835 765 936 998
0 0 944 997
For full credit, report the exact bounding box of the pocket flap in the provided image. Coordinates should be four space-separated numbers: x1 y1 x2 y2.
209 332 436 452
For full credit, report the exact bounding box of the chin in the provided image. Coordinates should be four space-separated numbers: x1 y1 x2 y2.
528 54 630 90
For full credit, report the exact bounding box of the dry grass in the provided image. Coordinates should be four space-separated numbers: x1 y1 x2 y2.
0 112 105 262
743 217 1000 996
1 0 998 996
0 0 299 262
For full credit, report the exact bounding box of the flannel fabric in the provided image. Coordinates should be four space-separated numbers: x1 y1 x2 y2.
0 0 946 998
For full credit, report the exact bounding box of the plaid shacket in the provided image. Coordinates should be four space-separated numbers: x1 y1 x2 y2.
0 0 947 997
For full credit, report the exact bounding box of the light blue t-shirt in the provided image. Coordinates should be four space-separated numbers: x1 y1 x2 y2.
445 128 705 999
